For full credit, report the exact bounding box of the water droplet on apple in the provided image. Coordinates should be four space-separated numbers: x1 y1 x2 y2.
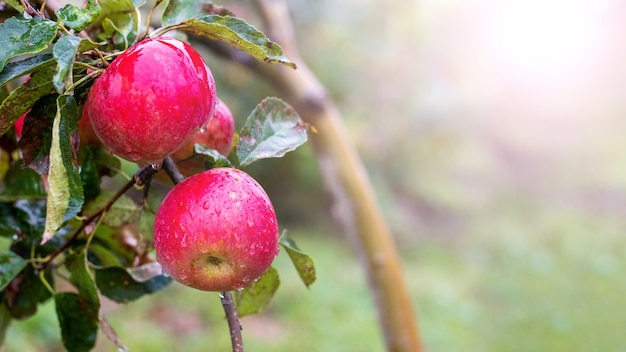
199 124 207 133
202 201 211 210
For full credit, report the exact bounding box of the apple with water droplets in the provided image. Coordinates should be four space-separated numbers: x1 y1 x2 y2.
170 97 236 161
87 36 216 165
153 167 279 291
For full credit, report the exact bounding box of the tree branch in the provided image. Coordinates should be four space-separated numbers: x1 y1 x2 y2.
221 291 244 352
194 1 423 350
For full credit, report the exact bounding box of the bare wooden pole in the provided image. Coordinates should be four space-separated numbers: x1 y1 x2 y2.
246 1 422 350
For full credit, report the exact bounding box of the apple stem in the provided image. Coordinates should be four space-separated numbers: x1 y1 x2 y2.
220 291 244 352
162 156 185 184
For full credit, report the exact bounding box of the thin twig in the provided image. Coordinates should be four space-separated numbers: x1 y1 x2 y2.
162 156 185 184
220 291 244 352
41 163 159 268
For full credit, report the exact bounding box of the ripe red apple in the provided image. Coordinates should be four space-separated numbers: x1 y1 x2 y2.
87 36 216 165
153 168 279 291
170 97 235 161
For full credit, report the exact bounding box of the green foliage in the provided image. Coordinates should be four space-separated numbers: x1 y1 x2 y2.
43 95 83 243
0 15 57 72
234 266 279 317
237 97 309 167
279 231 316 287
158 15 296 69
0 252 27 291
95 264 172 303
0 0 313 350
56 0 101 31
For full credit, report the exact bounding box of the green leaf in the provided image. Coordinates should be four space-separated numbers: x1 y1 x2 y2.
43 95 84 243
237 97 308 167
0 70 55 137
0 162 47 201
5 265 54 319
0 15 58 72
56 0 102 31
234 266 280 317
64 251 99 304
56 251 99 352
164 15 296 69
193 144 232 167
0 54 54 87
279 230 316 287
52 36 81 93
52 35 102 93
3 0 24 12
94 0 139 48
94 263 172 303
0 251 27 291
161 0 211 27
82 190 140 228
55 293 98 352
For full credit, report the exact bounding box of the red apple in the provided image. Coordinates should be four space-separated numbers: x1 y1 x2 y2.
79 101 101 146
14 113 26 139
87 36 217 165
170 97 235 161
153 168 279 291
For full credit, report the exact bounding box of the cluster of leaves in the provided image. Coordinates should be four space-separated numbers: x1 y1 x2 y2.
0 0 314 350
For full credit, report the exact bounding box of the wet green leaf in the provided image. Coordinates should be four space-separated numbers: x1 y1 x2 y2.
194 144 232 168
161 0 215 27
53 36 81 93
43 95 83 243
0 54 54 87
0 162 47 201
165 15 296 69
0 251 27 291
55 293 98 352
0 15 57 72
94 263 172 303
279 230 316 287
56 0 102 31
0 70 55 137
53 35 100 93
237 97 308 167
234 266 280 317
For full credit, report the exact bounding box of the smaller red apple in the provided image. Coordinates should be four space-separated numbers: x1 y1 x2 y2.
14 113 26 139
153 168 279 291
170 97 235 161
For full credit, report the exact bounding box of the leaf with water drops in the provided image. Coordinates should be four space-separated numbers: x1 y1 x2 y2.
234 266 280 316
279 230 316 287
237 97 308 167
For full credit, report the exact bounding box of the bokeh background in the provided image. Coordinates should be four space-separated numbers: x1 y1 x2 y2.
6 0 626 350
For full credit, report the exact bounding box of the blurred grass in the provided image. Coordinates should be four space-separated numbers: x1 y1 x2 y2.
4 199 626 351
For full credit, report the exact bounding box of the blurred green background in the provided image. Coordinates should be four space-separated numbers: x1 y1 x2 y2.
6 0 626 350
